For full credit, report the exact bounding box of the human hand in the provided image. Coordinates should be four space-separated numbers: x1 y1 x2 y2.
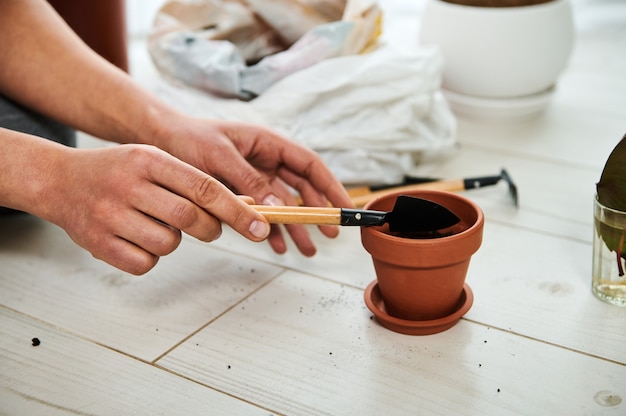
152 117 353 256
38 144 270 275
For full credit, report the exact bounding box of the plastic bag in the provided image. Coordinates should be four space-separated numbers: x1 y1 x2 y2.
148 0 382 99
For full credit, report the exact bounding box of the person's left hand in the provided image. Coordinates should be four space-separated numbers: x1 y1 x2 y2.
150 116 353 256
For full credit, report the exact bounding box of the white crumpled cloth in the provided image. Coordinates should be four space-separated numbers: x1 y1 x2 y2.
151 43 456 185
146 0 456 185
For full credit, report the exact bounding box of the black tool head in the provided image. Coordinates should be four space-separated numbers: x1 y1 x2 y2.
500 168 519 207
386 195 461 236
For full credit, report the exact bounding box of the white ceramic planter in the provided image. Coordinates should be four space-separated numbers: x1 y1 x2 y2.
419 0 575 100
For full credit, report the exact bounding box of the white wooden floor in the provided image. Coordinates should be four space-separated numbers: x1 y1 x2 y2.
1 0 625 414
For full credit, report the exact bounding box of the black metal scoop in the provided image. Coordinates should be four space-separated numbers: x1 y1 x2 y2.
254 195 461 234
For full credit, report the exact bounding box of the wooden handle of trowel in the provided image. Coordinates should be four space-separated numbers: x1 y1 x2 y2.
253 205 342 225
349 179 465 207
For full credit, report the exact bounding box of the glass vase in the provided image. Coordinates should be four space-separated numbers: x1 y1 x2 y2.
592 196 626 306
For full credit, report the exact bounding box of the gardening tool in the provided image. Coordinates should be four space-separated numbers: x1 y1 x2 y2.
254 195 461 233
349 169 519 207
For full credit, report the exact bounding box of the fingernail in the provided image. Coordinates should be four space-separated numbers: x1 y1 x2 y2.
263 194 284 206
249 220 270 239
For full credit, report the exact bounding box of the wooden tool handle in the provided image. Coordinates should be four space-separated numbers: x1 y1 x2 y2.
350 179 465 207
347 186 373 198
253 205 342 225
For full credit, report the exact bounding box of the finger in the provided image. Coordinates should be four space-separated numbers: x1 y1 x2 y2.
266 224 287 254
265 180 318 256
264 223 316 257
226 124 352 209
146 153 270 242
110 208 183 256
277 163 353 209
130 184 223 242
275 169 340 238
89 234 160 276
284 223 316 256
263 136 353 208
238 195 256 205
260 192 292 255
222 152 281 205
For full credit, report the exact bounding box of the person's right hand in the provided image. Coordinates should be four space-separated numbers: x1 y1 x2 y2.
29 142 271 275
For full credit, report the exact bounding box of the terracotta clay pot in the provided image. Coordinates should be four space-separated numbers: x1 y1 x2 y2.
362 190 484 334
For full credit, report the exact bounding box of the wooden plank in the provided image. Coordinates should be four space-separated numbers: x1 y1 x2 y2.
211 213 626 364
0 308 274 415
159 271 626 416
210 224 374 287
0 215 283 361
467 221 626 364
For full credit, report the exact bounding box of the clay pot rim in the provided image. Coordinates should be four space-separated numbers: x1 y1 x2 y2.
362 190 485 247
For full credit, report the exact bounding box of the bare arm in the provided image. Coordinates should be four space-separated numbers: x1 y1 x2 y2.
0 0 352 264
0 0 172 145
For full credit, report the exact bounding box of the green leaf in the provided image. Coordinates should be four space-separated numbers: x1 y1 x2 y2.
597 134 626 211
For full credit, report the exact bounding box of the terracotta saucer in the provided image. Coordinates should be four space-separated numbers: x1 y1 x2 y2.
364 280 474 336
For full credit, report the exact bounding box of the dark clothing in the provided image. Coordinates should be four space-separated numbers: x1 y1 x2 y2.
0 94 76 146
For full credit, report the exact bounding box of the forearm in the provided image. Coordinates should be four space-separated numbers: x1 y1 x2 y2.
0 127 68 219
0 0 177 147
